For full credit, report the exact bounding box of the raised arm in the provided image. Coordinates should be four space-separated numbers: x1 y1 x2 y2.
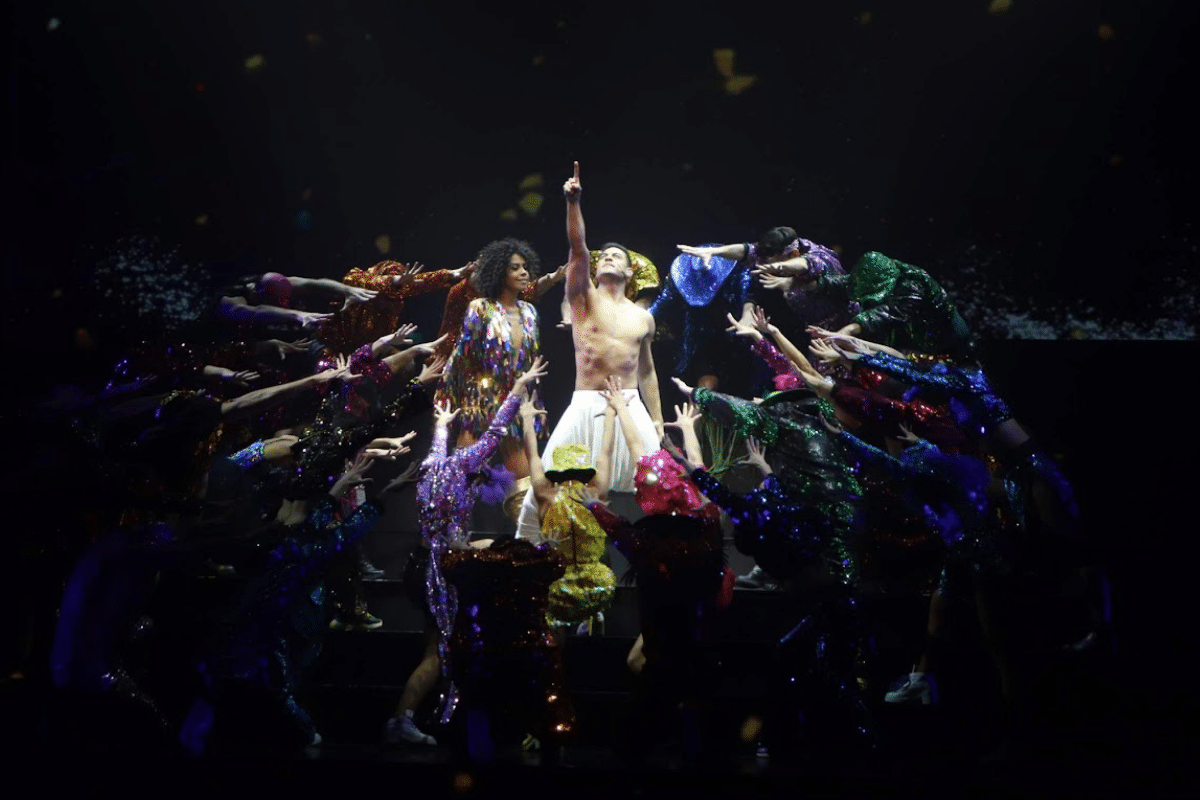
592 401 618 500
664 402 705 467
563 162 591 305
519 390 554 506
602 375 647 463
675 243 748 266
754 307 820 378
637 314 664 437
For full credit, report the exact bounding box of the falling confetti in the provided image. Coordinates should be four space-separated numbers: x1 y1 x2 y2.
531 55 546 67
1108 154 1122 167
517 192 543 217
1097 24 1115 41
374 234 392 254
47 18 61 32
857 11 874 25
740 715 764 742
987 0 1013 15
194 213 209 226
75 328 95 350
451 772 474 793
244 54 266 73
305 33 324 46
499 208 519 222
52 289 63 299
300 187 313 201
294 209 314 231
193 82 206 92
712 49 758 96
518 173 544 191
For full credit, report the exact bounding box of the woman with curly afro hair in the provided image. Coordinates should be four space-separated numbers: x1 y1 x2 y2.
435 238 558 479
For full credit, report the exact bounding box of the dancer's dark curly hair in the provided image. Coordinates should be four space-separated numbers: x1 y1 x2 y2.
755 226 810 261
470 238 542 298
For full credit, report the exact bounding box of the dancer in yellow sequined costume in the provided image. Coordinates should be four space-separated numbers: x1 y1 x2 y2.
517 389 617 632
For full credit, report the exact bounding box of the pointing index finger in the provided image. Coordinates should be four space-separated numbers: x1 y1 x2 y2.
573 161 580 181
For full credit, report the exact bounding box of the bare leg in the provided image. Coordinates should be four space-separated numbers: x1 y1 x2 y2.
626 633 646 675
397 628 439 716
974 584 1017 708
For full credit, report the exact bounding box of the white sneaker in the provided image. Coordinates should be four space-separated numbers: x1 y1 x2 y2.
385 712 437 746
735 566 780 591
883 670 935 704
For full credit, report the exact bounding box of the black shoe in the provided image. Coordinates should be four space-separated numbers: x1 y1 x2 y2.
359 556 386 580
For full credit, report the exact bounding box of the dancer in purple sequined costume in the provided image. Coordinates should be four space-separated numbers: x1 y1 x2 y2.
384 357 547 747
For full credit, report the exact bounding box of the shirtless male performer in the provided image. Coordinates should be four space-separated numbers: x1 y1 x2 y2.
516 162 664 540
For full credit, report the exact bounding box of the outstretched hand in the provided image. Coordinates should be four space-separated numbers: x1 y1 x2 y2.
330 451 375 497
381 461 422 495
738 437 771 475
317 354 362 383
676 244 714 267
563 161 582 202
450 261 475 282
514 355 549 393
600 375 627 410
808 338 843 367
417 355 447 385
373 322 418 354
519 388 547 422
895 423 920 445
341 285 379 310
725 312 762 341
665 402 701 431
571 483 605 509
432 399 459 428
410 333 448 359
670 376 695 398
757 274 793 294
391 262 426 289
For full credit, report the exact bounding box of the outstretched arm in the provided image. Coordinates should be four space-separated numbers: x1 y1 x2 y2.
603 375 648 463
220 363 353 420
519 390 554 506
454 357 549 473
637 314 665 438
664 402 705 466
563 162 590 306
592 403 618 500
675 243 748 266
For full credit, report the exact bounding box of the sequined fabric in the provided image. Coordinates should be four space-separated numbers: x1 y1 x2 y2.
417 390 522 722
435 299 543 440
319 262 459 352
434 279 541 361
634 450 705 516
541 483 616 628
691 387 864 585
750 337 803 392
650 259 754 380
857 353 1012 438
814 252 976 360
830 380 968 454
668 246 739 307
441 538 574 740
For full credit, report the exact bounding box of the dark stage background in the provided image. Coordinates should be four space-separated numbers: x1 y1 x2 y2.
7 0 1199 737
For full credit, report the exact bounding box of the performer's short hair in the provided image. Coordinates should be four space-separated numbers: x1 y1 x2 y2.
755 226 808 261
598 242 633 273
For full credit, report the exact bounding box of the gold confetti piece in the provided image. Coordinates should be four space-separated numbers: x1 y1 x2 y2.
517 191 544 217
244 54 266 72
518 173 544 191
987 0 1012 15
532 54 546 67
52 289 63 299
1069 327 1088 340
452 772 474 793
740 715 764 742
713 48 736 79
1109 155 1122 167
725 75 758 95
194 214 209 226
305 33 323 45
499 208 519 222
1097 24 1115 41
300 187 313 201
858 11 874 25
374 234 391 254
